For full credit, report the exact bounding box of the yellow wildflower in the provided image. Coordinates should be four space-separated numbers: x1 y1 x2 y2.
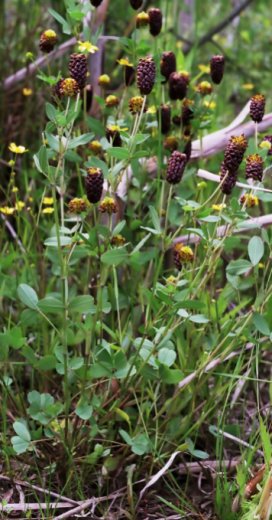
242 83 254 91
204 100 216 110
260 140 272 151
0 207 15 215
22 88 33 96
117 58 133 67
42 197 54 205
240 193 259 208
12 186 19 193
42 207 54 214
212 203 226 211
15 201 25 211
9 143 28 154
147 105 156 115
77 40 99 54
198 64 210 74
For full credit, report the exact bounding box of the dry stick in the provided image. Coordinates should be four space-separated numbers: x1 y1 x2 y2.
0 214 26 253
0 502 77 512
54 490 125 520
0 475 78 506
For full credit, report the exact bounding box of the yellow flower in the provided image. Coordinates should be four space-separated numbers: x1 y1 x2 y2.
12 186 19 193
117 58 133 67
22 88 33 96
204 100 216 110
9 142 28 154
15 201 25 211
212 203 226 211
198 64 210 74
0 206 15 215
98 74 110 87
42 197 54 205
260 140 272 151
77 40 99 54
42 207 54 214
147 105 156 114
242 83 254 91
239 193 259 208
166 275 177 285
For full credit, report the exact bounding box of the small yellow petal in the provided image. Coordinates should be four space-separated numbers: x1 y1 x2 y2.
42 197 54 205
42 207 54 214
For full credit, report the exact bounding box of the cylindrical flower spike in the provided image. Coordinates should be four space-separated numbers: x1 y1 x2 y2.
69 53 88 90
223 134 248 171
158 104 171 135
39 30 57 53
166 151 187 184
245 154 264 182
160 51 176 81
169 72 189 100
148 8 162 36
220 163 237 195
249 94 266 123
85 167 104 203
173 243 194 270
136 57 156 95
182 99 194 126
83 84 93 111
210 55 225 85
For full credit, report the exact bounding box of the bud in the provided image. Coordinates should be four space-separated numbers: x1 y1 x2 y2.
220 163 237 195
240 193 259 208
136 57 156 95
158 104 171 134
160 51 176 81
183 139 192 162
166 151 187 184
90 0 103 5
98 74 110 88
250 94 265 123
106 126 122 147
130 0 143 8
136 11 149 28
245 154 263 182
164 136 178 152
210 55 225 85
111 234 126 246
129 96 147 115
105 95 119 108
99 196 118 214
262 135 272 155
169 71 189 100
148 8 162 37
85 167 104 204
57 78 80 97
223 134 247 171
69 53 88 90
68 198 87 213
196 81 213 95
125 65 135 86
173 243 194 270
172 115 181 127
182 98 194 126
83 84 93 111
39 29 57 53
89 140 102 155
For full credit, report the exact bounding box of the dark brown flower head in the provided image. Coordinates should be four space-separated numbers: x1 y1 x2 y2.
210 55 225 84
90 0 103 6
105 95 119 108
250 94 266 123
137 57 156 95
173 243 194 270
85 167 104 204
57 78 80 97
130 0 143 9
111 234 126 246
39 30 57 53
125 65 135 86
220 163 237 195
224 134 248 171
158 104 171 134
160 51 176 81
88 140 102 155
106 126 122 147
172 115 182 127
196 81 213 95
169 71 189 100
183 139 192 162
164 136 178 152
136 11 149 27
99 196 118 214
68 198 87 213
129 96 147 115
166 151 187 184
148 8 162 37
182 98 194 126
69 53 88 90
245 154 264 182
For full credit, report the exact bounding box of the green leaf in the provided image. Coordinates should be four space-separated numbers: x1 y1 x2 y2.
13 421 31 442
131 434 151 455
17 284 39 310
253 313 270 336
44 236 72 247
158 348 176 367
189 314 209 324
149 205 161 233
159 366 183 384
248 236 264 266
48 8 71 34
11 436 30 454
101 247 128 266
259 417 271 466
37 355 57 371
68 133 94 149
38 296 64 313
69 295 96 314
107 147 129 160
75 399 93 420
45 103 57 122
226 259 252 276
